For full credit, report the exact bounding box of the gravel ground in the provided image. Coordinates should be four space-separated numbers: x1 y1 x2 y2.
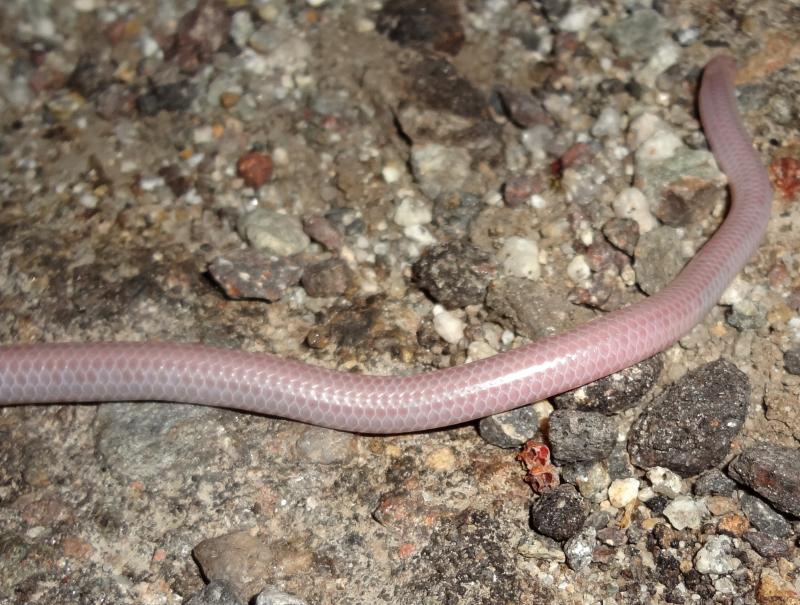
1 1 799 604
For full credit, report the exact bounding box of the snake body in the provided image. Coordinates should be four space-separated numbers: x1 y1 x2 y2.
0 57 773 433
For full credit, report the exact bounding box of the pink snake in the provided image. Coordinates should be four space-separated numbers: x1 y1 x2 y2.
0 56 773 433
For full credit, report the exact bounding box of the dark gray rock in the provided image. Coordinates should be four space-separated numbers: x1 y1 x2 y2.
628 359 748 477
730 444 800 517
547 410 617 464
529 485 588 541
783 347 800 375
738 494 793 538
743 531 790 558
693 469 737 497
412 240 495 308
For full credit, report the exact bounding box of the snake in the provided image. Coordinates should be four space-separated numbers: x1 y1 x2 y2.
0 56 773 433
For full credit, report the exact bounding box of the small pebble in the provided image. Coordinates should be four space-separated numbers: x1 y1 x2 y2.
394 197 432 227
302 215 343 251
743 531 790 559
237 151 273 188
728 443 800 517
498 237 540 280
497 89 552 129
238 209 310 256
516 535 566 561
503 174 546 207
208 251 302 301
591 107 622 138
382 161 403 183
647 467 684 498
783 347 800 374
607 8 666 59
301 258 352 297
432 306 465 344
230 11 255 49
663 495 708 530
193 531 307 602
412 241 496 308
255 587 308 605
425 447 456 472
564 526 596 571
403 224 437 245
547 409 617 464
596 527 626 547
694 535 740 575
553 355 662 414
186 580 244 605
607 478 640 508
559 5 601 33
693 469 737 497
601 217 639 256
566 255 591 283
136 80 197 115
410 143 471 199
633 226 684 295
716 512 749 538
529 485 588 541
562 461 610 501
612 187 656 234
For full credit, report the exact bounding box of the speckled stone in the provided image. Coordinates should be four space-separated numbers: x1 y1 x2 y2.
412 240 496 308
693 469 737 496
694 535 740 575
628 359 748 477
547 409 617 464
529 485 588 541
743 531 790 559
208 251 303 301
564 526 596 571
730 445 800 517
